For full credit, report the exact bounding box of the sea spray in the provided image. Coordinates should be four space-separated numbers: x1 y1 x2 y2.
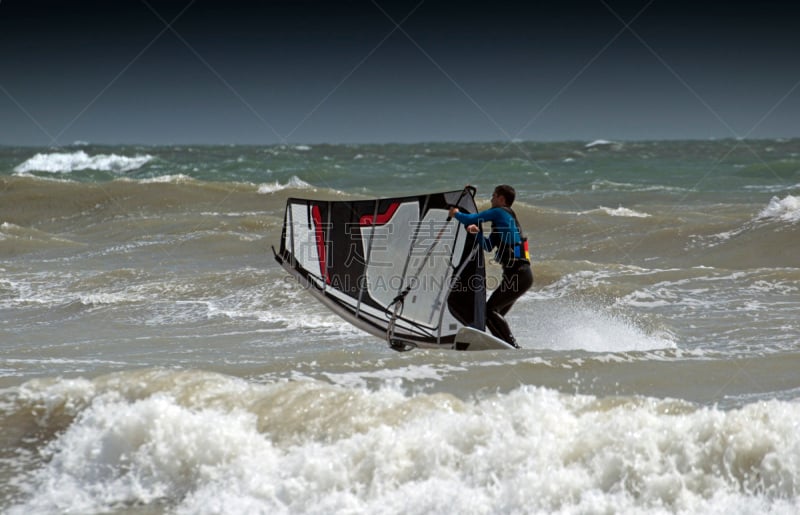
4 371 800 514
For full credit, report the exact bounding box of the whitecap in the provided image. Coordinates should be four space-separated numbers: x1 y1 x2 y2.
699 195 800 246
599 206 651 218
585 139 616 148
591 179 685 193
257 176 313 194
131 174 194 184
757 195 800 223
14 151 153 174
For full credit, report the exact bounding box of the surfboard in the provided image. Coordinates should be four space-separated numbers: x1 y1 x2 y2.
387 327 516 352
274 188 518 352
452 326 518 351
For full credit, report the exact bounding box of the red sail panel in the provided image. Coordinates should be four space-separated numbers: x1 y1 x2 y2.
311 204 330 284
359 202 399 226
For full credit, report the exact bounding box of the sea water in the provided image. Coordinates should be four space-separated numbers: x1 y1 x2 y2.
1 140 799 513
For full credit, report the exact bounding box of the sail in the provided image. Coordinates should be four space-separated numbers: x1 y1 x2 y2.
274 189 486 350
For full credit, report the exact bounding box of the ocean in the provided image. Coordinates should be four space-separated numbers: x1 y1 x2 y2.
1 139 799 514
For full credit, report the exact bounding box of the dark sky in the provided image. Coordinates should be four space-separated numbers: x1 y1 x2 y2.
2 0 799 145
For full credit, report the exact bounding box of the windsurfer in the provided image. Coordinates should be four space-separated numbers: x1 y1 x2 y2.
448 185 532 348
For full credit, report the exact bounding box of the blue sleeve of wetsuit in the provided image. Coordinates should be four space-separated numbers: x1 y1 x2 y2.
453 209 498 252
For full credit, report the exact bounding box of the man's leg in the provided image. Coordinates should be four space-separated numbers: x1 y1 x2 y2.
486 264 533 347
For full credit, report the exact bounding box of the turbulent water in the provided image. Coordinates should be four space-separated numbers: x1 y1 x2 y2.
1 140 799 514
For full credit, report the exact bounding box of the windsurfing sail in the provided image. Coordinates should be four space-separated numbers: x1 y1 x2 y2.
273 188 487 350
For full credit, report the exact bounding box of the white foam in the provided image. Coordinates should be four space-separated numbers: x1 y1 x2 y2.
757 195 800 223
8 377 800 514
132 173 194 184
585 139 616 148
745 183 800 194
0 222 23 238
598 205 652 218
14 151 153 174
322 364 459 389
207 297 360 335
78 292 143 307
591 179 685 193
701 195 800 246
257 176 313 194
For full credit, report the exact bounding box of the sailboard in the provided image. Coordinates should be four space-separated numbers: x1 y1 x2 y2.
273 188 517 351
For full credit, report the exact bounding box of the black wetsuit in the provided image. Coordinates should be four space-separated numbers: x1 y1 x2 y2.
453 207 533 347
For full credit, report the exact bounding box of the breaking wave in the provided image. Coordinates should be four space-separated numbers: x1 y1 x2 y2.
4 370 800 514
257 176 314 194
14 151 153 174
597 206 651 218
757 195 800 224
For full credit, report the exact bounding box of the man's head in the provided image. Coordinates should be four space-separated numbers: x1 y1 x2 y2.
492 185 516 207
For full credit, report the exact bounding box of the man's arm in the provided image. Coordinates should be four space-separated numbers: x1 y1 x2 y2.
449 208 493 251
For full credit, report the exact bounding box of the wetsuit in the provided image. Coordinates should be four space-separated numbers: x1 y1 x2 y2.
453 207 533 347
